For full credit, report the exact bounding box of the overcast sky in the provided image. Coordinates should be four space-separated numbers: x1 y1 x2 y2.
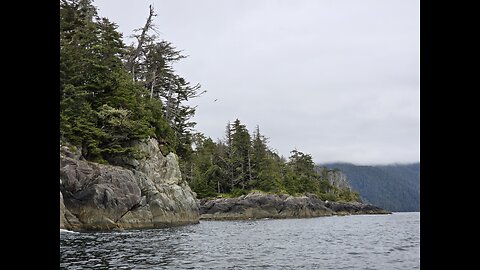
93 0 419 165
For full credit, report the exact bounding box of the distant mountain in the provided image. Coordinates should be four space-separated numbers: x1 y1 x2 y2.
317 163 420 212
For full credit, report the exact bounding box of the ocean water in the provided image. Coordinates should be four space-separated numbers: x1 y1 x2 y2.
60 212 419 269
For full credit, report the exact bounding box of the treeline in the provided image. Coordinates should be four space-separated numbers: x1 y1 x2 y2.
60 0 202 164
187 119 360 202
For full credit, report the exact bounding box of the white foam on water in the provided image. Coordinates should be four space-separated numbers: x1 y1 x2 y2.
60 228 79 234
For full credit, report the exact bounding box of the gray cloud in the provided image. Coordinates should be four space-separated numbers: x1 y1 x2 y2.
94 0 419 165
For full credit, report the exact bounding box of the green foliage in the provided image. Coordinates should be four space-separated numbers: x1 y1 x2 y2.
230 119 252 190
255 157 283 193
60 0 200 164
230 188 248 197
188 119 360 202
190 174 218 199
317 192 338 202
126 14 204 166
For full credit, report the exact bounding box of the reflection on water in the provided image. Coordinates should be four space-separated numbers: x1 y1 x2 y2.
61 212 419 269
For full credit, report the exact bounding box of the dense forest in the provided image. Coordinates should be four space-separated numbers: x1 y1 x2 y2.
188 119 360 201
320 163 420 212
60 0 359 202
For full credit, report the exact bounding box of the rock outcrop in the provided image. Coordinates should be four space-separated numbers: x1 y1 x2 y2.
199 192 390 220
324 201 390 215
316 167 352 190
60 138 199 231
200 192 334 220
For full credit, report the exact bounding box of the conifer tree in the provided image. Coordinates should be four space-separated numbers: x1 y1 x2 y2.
230 119 252 190
60 0 173 163
123 6 205 162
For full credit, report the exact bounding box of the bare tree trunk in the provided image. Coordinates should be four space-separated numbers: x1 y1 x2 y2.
165 86 174 121
248 150 252 185
126 5 156 73
229 154 235 191
150 70 156 99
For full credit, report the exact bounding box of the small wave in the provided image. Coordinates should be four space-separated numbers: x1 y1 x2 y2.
60 229 79 234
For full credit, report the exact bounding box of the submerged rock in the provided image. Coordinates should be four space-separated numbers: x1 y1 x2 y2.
60 138 199 231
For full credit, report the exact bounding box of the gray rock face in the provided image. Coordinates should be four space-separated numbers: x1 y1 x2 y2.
60 138 199 231
134 138 183 185
199 192 390 220
326 170 351 190
317 167 352 190
60 187 82 230
60 191 67 228
60 144 82 160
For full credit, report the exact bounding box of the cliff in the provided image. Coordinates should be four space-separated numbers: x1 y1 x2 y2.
59 138 199 231
316 167 353 191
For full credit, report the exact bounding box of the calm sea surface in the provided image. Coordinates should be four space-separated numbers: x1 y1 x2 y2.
60 212 419 269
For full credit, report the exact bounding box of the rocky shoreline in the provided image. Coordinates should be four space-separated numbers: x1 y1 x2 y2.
199 192 390 220
60 139 390 231
60 138 200 231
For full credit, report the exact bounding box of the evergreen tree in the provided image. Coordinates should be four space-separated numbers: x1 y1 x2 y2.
251 125 268 181
283 150 321 194
251 126 282 192
185 119 362 201
60 0 174 163
230 119 252 190
190 136 221 198
123 6 205 162
223 121 235 191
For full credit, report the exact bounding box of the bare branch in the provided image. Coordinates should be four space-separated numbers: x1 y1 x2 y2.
125 5 156 72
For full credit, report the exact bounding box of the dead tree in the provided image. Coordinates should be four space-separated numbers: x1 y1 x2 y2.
125 5 156 74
